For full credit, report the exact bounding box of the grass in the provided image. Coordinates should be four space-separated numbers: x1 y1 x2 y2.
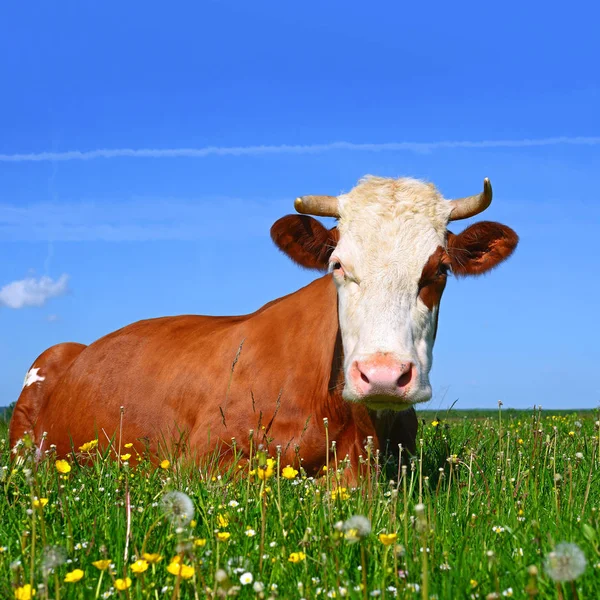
1 407 600 599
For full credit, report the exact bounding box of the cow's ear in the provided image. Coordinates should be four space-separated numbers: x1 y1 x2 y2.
447 221 519 276
270 215 339 271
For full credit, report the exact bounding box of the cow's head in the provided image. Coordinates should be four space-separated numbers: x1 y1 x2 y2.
271 176 518 410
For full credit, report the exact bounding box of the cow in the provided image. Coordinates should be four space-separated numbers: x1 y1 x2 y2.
9 176 518 477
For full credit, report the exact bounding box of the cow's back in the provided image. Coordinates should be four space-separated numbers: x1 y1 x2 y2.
34 314 249 456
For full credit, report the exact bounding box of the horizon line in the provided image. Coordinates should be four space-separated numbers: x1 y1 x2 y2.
1 136 600 162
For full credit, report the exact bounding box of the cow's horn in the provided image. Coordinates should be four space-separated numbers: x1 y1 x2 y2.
294 195 340 218
448 178 493 221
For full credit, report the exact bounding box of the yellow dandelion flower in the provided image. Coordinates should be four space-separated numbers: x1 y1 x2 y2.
115 577 132 590
14 584 36 600
282 465 298 479
92 559 111 570
124 442 133 448
142 553 163 564
378 533 397 546
217 514 229 528
518 439 524 445
431 420 439 427
331 488 350 501
217 532 231 542
288 551 306 563
257 458 275 480
120 453 131 461
78 439 98 452
167 562 195 579
568 431 575 437
64 568 84 583
470 579 478 588
55 459 71 474
160 459 170 469
130 559 148 573
33 498 48 509
194 538 207 547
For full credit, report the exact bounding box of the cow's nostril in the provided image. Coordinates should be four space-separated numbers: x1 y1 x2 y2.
397 369 412 388
360 371 370 384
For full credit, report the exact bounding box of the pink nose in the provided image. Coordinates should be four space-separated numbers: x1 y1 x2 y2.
350 355 414 397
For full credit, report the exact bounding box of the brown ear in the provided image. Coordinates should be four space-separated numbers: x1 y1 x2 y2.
447 221 519 277
270 215 339 270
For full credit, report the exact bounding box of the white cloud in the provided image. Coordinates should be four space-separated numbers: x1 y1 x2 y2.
0 275 69 309
0 136 599 162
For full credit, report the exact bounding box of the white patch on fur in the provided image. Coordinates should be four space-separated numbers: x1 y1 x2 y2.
332 176 453 406
23 367 45 389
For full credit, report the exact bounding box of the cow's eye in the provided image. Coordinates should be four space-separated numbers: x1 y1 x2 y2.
330 260 345 277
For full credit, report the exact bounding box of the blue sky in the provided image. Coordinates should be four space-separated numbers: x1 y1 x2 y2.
0 1 598 410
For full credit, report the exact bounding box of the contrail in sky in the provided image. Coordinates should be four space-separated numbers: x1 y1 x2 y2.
0 136 599 162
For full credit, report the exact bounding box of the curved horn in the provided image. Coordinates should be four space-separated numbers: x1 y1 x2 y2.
448 178 493 221
294 195 339 218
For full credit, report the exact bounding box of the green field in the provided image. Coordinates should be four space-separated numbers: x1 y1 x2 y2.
1 408 599 599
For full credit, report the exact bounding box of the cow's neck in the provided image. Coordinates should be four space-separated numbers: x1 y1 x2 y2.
267 274 417 460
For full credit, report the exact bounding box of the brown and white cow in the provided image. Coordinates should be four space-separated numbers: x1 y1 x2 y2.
9 176 518 475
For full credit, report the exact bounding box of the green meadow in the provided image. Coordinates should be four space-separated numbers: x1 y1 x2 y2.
1 408 599 600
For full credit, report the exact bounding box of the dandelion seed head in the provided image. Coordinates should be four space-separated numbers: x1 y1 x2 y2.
343 515 371 542
544 542 587 581
41 545 67 571
160 491 195 526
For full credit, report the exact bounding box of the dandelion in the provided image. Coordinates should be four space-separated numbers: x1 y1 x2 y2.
257 458 275 480
64 568 84 583
544 542 587 581
331 487 350 501
378 533 397 546
160 459 170 469
142 553 163 563
14 584 35 600
160 491 195 526
33 498 48 509
343 515 371 543
282 465 298 479
120 453 131 461
288 551 306 563
78 439 98 452
167 561 195 579
431 420 439 427
215 569 228 583
115 577 132 590
41 545 67 572
240 572 253 585
217 514 229 528
92 559 111 570
130 559 148 573
217 532 231 542
194 538 207 547
55 459 71 474
124 443 133 448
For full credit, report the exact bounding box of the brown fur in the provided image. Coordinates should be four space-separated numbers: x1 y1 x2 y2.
447 221 519 277
13 276 415 477
9 342 87 448
271 215 338 270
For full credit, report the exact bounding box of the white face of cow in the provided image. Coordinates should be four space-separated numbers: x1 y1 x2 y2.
271 174 518 412
331 177 451 409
